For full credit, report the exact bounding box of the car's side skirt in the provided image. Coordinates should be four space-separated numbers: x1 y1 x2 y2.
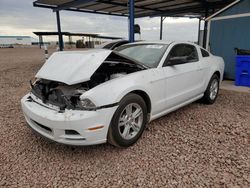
150 94 204 122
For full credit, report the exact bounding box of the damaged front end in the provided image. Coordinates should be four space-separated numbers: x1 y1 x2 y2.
30 79 90 111
29 50 146 111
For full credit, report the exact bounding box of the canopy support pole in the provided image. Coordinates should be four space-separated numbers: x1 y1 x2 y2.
56 11 64 51
197 18 201 45
68 35 73 48
39 35 44 49
203 7 209 48
160 16 166 40
129 0 135 42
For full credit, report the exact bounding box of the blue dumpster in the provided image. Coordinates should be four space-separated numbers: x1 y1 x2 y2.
235 55 250 87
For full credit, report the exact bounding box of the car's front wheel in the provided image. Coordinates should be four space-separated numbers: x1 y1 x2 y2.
202 74 220 104
108 93 147 147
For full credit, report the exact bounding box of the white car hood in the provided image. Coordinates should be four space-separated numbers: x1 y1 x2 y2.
36 49 112 85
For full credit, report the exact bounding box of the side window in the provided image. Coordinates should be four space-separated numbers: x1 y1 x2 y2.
165 44 199 66
201 48 210 57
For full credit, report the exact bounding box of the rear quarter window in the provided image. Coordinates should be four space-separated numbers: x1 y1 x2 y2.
201 48 210 57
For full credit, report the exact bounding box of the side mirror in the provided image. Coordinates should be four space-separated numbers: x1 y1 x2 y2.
168 56 188 66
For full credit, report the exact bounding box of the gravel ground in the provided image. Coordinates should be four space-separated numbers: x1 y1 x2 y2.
0 47 250 187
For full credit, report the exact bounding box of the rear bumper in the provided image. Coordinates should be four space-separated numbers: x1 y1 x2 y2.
21 94 117 146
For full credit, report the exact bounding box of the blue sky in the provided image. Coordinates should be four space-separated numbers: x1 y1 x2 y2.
0 0 203 42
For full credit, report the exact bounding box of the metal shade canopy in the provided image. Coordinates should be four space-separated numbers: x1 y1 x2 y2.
33 31 123 48
34 0 234 18
33 0 234 50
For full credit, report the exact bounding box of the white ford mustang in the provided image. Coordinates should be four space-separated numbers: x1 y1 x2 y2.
21 42 224 147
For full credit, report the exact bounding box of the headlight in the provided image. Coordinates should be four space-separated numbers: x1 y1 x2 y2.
79 98 96 110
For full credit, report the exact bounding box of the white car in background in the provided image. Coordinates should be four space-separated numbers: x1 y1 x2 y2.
21 42 224 147
97 39 129 50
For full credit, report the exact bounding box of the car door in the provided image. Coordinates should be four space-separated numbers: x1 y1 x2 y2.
163 44 203 109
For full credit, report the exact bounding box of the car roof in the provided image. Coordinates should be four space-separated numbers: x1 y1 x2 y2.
122 41 203 48
130 41 172 45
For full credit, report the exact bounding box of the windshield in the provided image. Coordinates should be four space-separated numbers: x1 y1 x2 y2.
115 44 168 68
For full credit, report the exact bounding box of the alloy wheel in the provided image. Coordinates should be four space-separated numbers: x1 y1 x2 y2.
118 103 143 140
210 79 219 100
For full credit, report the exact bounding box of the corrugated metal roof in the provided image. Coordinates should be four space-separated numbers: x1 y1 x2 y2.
33 32 98 37
33 0 235 18
33 32 123 39
206 0 241 21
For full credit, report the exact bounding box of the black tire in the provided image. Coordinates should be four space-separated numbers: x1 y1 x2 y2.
108 93 147 148
202 74 220 104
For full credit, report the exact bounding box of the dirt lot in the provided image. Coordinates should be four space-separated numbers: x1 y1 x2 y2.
0 47 250 187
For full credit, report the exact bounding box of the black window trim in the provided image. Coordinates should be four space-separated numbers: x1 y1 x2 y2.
163 43 199 67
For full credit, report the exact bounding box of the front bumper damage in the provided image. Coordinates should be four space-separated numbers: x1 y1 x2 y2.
21 94 118 146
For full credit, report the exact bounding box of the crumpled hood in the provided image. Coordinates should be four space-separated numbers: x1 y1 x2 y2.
36 49 112 85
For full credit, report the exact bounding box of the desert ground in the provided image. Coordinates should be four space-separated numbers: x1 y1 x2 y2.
0 47 249 187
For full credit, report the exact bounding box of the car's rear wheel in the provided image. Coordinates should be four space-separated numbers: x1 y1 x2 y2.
202 74 220 104
108 93 147 147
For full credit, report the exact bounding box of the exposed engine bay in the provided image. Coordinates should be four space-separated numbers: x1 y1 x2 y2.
30 55 145 111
